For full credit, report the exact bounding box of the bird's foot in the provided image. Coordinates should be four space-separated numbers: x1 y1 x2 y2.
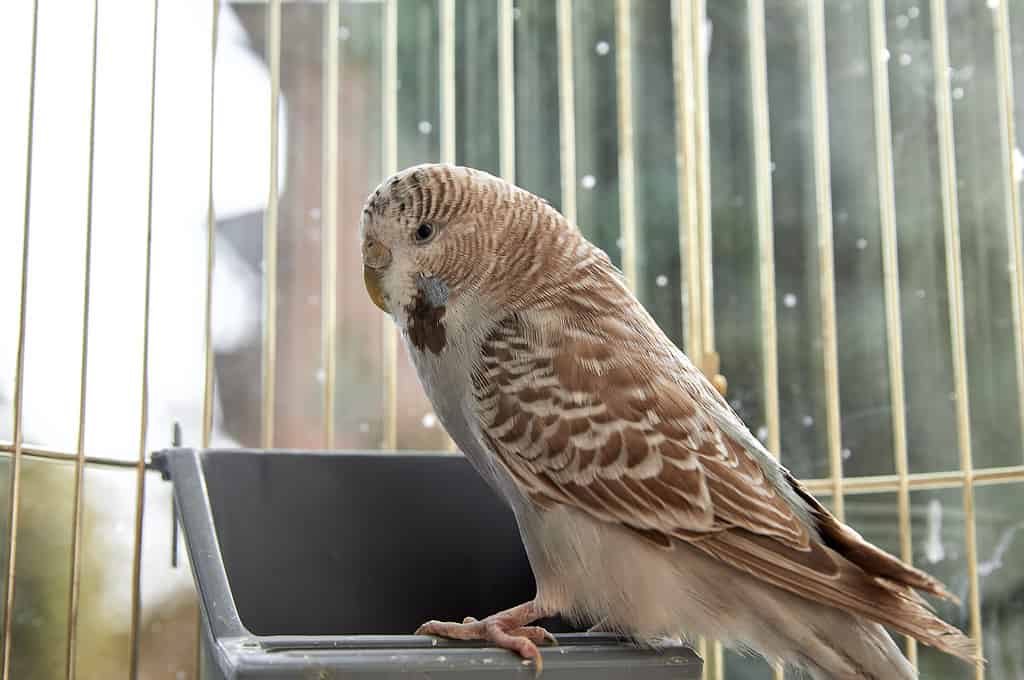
415 600 556 675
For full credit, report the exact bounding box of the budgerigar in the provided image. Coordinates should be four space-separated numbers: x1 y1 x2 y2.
359 163 977 679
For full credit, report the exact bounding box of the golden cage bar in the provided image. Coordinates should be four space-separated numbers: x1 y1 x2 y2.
3 2 1024 680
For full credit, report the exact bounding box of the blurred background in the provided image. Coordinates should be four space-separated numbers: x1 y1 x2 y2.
1 0 1023 678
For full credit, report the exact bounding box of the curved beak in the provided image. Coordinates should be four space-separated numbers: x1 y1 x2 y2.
363 265 388 312
362 239 392 312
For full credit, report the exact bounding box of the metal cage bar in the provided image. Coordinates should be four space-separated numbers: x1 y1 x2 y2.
197 7 221 674
748 0 780 460
498 0 515 184
439 0 457 453
1 1 39 676
556 0 576 227
930 2 983 674
670 3 710 674
203 1 220 451
806 0 845 520
748 5 783 678
802 465 1024 495
614 0 636 291
689 2 722 676
671 0 700 360
64 1 100 677
867 0 916 665
322 0 340 450
993 0 1024 459
128 3 160 677
0 444 143 470
670 0 690 354
691 0 713 359
440 0 456 167
381 0 398 450
4 440 1022 494
261 0 282 449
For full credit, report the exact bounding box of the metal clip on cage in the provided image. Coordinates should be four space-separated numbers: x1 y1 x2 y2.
152 448 702 679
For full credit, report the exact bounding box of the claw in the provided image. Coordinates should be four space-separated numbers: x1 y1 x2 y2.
510 626 558 647
528 650 543 678
514 642 544 677
414 620 440 636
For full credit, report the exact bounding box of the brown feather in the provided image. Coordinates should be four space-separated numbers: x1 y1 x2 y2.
696 530 978 663
783 470 961 603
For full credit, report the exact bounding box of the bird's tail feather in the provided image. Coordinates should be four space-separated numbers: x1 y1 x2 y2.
792 618 917 680
782 473 981 665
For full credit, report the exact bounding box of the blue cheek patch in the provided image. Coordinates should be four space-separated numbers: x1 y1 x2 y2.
417 275 449 308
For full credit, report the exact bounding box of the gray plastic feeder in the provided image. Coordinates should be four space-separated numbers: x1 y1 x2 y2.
153 448 702 679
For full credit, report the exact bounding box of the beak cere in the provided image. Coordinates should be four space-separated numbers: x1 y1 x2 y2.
362 239 392 312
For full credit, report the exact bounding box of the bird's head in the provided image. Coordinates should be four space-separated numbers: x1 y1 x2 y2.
359 163 587 351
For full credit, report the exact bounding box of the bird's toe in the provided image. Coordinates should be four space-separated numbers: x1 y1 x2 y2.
509 626 558 647
413 615 552 673
415 619 484 640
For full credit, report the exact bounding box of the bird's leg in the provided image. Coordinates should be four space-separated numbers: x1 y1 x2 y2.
415 600 557 672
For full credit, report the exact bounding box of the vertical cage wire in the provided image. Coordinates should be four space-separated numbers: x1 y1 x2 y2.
322 0 340 450
993 0 1024 456
691 0 713 361
128 3 160 677
439 0 457 452
498 0 515 184
556 0 576 227
867 0 916 666
670 4 709 672
709 640 723 680
261 0 282 449
748 7 785 679
806 0 845 520
929 1 983 676
671 0 700 360
198 2 221 676
748 0 781 460
381 0 398 450
1 1 39 677
203 0 220 450
64 1 100 677
440 0 456 167
671 1 721 675
614 0 636 291
690 1 722 675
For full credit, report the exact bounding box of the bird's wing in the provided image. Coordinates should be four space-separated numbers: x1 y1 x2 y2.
472 309 810 548
470 307 974 660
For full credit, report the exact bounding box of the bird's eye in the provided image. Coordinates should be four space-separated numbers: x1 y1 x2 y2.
414 223 435 242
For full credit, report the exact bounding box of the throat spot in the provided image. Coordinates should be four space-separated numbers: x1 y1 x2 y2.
406 275 449 354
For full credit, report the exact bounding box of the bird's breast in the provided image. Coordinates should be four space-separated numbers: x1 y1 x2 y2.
402 334 532 508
